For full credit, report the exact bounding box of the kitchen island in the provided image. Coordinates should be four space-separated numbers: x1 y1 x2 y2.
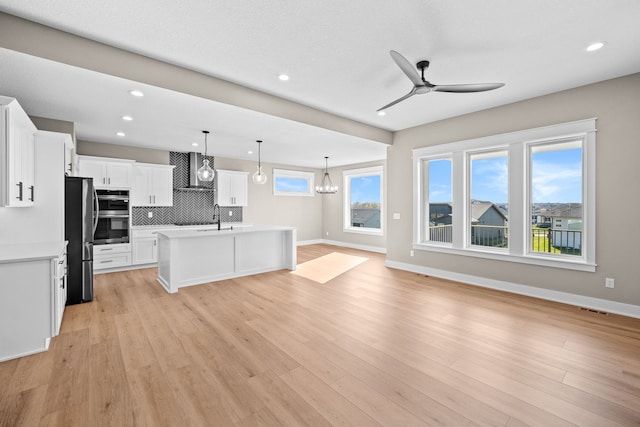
156 226 296 293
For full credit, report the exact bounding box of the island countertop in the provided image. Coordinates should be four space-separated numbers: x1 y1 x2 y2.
156 225 296 293
156 225 294 240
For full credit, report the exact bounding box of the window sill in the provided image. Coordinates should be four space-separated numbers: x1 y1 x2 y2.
413 243 596 272
344 228 383 237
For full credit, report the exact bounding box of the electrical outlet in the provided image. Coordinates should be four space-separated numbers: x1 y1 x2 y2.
393 213 401 220
326 232 329 236
410 250 414 257
228 210 233 216
147 211 153 218
605 278 615 288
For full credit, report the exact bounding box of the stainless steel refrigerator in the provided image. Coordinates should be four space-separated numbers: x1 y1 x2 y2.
65 176 95 304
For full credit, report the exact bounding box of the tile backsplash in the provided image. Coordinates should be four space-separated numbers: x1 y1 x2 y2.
131 152 243 226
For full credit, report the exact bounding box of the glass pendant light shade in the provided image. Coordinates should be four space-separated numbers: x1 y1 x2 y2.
197 158 215 181
315 156 338 194
197 130 215 182
251 140 268 184
252 166 268 184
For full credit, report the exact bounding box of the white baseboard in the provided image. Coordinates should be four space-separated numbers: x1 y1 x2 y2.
321 239 386 254
297 239 325 246
385 260 640 319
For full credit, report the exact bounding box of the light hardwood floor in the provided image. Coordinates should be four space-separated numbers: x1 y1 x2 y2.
1 244 640 426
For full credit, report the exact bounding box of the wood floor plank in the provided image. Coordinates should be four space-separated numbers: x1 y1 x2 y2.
246 369 333 427
279 366 382 427
306 336 473 426
1 244 639 426
330 374 430 426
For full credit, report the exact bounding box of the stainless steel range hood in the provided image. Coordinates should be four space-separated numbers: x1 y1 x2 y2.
177 152 215 191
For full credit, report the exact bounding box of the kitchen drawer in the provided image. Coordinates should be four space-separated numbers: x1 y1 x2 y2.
94 243 130 256
94 253 131 270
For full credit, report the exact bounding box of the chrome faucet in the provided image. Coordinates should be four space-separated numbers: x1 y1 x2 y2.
213 203 221 230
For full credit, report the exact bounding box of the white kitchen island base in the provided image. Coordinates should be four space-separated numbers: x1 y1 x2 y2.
156 226 296 293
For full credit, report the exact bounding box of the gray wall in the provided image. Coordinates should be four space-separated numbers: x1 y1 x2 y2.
387 73 640 306
322 160 386 251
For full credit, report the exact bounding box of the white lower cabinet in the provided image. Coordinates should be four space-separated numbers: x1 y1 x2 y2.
53 250 67 336
0 242 67 362
94 243 131 270
132 229 169 265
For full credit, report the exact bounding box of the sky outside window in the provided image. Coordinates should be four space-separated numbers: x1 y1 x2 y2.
350 175 380 205
274 176 309 193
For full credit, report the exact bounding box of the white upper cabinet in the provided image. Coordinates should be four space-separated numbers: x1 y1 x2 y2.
132 163 175 206
0 96 37 207
217 169 248 207
78 155 134 188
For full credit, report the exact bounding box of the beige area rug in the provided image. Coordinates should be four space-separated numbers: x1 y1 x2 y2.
291 252 368 284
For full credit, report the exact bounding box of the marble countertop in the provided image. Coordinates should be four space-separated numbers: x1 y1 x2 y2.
157 225 294 240
0 241 67 263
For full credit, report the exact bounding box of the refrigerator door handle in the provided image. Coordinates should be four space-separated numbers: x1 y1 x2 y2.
92 186 99 236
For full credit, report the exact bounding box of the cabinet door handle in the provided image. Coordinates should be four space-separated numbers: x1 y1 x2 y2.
101 259 113 263
108 177 111 185
101 248 114 251
29 185 34 202
153 195 156 204
149 195 152 204
16 181 23 201
153 240 157 246
103 177 106 184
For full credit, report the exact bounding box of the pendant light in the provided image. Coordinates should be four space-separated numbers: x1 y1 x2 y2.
197 130 215 182
252 140 268 184
315 156 338 194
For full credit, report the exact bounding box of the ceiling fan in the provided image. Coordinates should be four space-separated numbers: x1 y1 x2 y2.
378 50 505 112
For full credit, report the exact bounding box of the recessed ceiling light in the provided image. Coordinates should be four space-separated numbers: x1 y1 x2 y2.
129 90 144 97
586 41 606 52
278 74 290 81
122 115 133 121
377 111 386 116
248 150 254 154
116 132 125 137
192 142 199 147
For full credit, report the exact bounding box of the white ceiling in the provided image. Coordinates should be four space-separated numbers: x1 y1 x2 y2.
1 0 640 168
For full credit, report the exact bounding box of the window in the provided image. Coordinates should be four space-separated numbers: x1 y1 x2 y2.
530 139 583 256
423 158 453 243
343 166 383 235
469 150 509 249
413 119 596 271
273 169 314 197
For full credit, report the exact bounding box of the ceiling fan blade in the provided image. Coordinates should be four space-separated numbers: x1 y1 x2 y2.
432 83 505 93
377 88 417 112
389 50 424 87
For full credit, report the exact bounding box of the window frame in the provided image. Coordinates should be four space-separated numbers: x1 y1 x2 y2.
272 168 315 197
343 165 384 236
413 118 596 272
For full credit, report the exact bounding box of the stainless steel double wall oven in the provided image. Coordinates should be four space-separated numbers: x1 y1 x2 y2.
94 189 130 245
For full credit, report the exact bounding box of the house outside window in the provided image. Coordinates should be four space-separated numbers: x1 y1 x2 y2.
343 166 383 236
413 119 596 272
423 158 453 244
